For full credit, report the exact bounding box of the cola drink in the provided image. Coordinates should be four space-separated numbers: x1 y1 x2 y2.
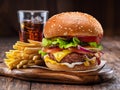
18 10 48 42
19 20 43 42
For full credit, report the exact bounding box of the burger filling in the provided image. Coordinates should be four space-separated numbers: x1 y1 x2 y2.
49 53 94 63
39 37 103 67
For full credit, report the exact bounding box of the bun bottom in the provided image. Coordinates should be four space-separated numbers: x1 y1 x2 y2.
44 55 98 71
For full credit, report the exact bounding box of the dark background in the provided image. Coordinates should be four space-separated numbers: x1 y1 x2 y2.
0 0 119 37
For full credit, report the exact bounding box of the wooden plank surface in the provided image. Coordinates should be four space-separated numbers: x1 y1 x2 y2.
0 37 120 90
0 62 113 84
93 37 120 90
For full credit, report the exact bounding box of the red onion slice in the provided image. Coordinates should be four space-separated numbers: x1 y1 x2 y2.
77 45 93 53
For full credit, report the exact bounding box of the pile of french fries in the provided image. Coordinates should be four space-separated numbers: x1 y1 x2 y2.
4 40 43 69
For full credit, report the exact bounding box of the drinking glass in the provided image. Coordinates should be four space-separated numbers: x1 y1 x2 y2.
18 10 49 42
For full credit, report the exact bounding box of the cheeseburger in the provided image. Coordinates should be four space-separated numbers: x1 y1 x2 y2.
39 12 103 71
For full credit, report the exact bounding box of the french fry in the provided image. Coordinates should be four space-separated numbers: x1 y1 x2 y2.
22 65 28 68
15 60 32 68
17 60 29 69
27 60 35 66
4 59 12 67
4 59 12 63
28 39 42 45
28 60 34 64
19 60 28 65
8 59 21 67
34 60 43 65
17 64 22 69
32 55 41 61
16 41 41 47
21 53 30 60
6 50 23 60
5 59 22 69
13 45 25 50
5 52 13 58
24 47 41 54
28 54 38 60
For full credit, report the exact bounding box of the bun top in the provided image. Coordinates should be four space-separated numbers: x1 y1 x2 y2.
43 12 103 38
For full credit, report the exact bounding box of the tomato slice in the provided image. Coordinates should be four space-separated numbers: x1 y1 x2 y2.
96 58 101 65
43 47 62 53
77 36 102 43
68 48 89 54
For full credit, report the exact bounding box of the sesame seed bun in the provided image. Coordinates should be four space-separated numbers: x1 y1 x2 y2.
43 12 103 38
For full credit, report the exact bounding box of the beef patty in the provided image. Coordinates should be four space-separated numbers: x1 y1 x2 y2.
49 53 94 64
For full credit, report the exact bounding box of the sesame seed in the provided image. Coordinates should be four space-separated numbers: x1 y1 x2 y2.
81 26 83 28
78 27 81 29
53 20 55 22
64 27 67 30
53 24 55 26
60 26 62 29
51 25 54 28
47 21 50 23
59 25 62 28
88 29 92 32
63 32 67 35
75 25 78 27
58 25 62 29
68 28 72 30
95 27 97 31
84 13 87 16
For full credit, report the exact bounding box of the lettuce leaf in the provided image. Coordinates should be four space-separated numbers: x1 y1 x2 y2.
42 37 80 49
42 37 103 50
89 42 103 50
42 38 52 46
38 50 47 57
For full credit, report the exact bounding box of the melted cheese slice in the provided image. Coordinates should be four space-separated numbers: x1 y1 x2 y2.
52 50 71 62
44 55 58 64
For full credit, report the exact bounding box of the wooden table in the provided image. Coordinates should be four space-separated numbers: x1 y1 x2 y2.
0 37 120 90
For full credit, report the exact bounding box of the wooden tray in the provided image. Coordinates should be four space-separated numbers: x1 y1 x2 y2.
0 63 113 85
